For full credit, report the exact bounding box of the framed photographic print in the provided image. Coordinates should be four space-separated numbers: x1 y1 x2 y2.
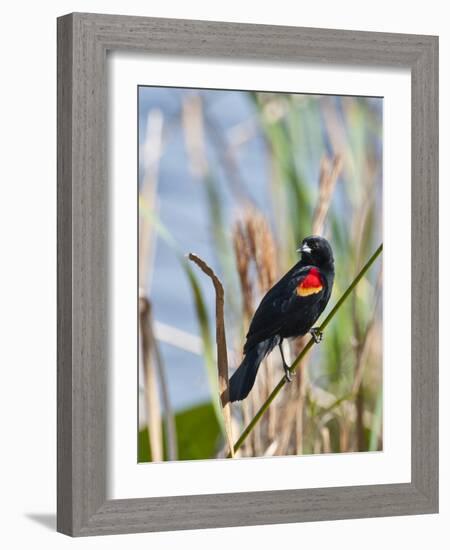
57 13 438 536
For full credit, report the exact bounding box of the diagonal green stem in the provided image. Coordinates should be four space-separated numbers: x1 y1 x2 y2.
227 243 383 458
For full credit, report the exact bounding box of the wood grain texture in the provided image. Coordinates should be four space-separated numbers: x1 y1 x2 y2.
57 13 74 535
410 35 439 507
57 12 439 536
57 12 109 535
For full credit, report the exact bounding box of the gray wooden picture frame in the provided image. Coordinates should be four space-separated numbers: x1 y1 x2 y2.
57 12 439 537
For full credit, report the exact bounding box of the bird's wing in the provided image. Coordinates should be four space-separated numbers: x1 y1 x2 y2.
244 264 326 351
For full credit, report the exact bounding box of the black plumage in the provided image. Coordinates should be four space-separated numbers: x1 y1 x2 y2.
229 235 335 402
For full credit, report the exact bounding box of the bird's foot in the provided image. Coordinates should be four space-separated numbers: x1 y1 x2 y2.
283 364 295 383
310 327 323 344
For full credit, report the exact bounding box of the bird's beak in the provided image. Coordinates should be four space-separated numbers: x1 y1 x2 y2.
298 243 312 254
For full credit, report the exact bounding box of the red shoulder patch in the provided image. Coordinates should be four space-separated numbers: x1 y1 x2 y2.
296 267 323 297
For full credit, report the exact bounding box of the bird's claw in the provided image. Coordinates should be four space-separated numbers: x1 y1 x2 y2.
310 327 323 344
284 365 295 383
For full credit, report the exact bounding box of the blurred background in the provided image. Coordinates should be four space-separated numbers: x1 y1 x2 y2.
138 87 383 462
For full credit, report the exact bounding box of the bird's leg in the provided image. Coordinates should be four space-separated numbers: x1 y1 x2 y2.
278 341 294 382
310 327 323 344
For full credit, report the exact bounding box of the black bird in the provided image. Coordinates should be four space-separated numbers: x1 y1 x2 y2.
229 235 335 402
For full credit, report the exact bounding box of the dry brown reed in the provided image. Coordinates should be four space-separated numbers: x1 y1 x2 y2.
348 160 381 452
139 296 163 461
188 253 235 457
232 222 254 324
139 109 163 287
139 110 177 461
312 155 344 235
285 153 343 454
139 297 178 461
181 95 208 179
231 208 288 455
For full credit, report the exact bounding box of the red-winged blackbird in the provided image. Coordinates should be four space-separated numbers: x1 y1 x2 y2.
229 235 335 402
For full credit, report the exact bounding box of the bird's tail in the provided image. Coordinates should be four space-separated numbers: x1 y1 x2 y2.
229 338 277 402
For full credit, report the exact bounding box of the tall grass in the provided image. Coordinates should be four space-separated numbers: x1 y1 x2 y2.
138 89 383 460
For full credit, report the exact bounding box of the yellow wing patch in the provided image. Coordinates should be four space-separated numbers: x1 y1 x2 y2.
297 285 323 297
